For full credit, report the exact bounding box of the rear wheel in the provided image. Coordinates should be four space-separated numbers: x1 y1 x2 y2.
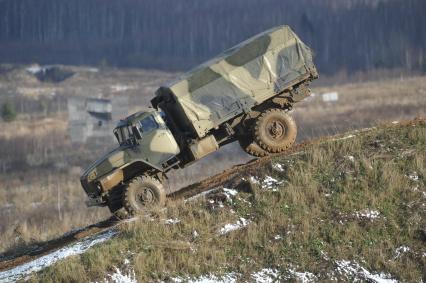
123 175 166 215
254 109 297 153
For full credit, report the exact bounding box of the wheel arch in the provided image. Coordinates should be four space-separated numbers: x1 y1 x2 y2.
121 160 163 184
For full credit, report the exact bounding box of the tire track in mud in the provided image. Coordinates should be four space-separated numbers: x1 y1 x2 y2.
0 119 422 281
0 218 120 273
0 229 118 283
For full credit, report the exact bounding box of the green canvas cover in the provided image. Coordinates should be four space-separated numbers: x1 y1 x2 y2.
155 25 317 138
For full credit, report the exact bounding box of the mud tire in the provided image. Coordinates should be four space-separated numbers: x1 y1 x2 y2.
254 109 297 153
238 138 269 157
107 185 124 213
123 176 166 215
107 185 129 219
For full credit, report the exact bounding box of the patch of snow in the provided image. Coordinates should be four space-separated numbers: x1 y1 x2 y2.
172 273 238 283
345 155 355 162
407 172 419 182
172 267 316 283
218 218 250 235
320 251 330 261
105 267 137 283
223 188 238 196
251 268 280 283
394 246 410 259
333 134 356 142
338 209 382 224
0 229 118 282
272 163 285 172
335 260 398 283
192 230 199 239
26 65 42 74
165 218 181 225
251 174 284 190
223 188 238 202
123 258 130 265
87 68 99 73
287 269 317 283
353 209 381 220
186 188 221 202
423 192 426 199
121 217 139 224
274 235 282 240
391 121 399 124
250 176 260 184
251 268 316 283
261 176 283 191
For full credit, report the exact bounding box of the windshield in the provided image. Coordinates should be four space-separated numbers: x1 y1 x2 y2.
137 115 159 134
113 115 159 145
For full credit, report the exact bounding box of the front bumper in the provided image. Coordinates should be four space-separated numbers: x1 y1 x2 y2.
80 177 101 198
85 196 107 207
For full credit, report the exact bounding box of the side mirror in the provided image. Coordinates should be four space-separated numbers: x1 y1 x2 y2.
132 126 142 140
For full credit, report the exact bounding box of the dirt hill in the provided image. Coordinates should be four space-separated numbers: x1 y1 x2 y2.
1 118 424 282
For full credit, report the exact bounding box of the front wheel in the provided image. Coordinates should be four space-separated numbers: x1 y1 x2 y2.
123 175 166 215
254 109 297 153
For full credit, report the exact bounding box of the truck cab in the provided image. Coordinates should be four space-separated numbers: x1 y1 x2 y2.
113 110 180 167
80 110 180 209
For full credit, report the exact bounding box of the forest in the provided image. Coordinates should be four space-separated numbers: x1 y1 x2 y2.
0 0 425 74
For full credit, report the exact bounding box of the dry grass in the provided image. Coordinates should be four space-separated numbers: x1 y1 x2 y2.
0 170 110 253
0 115 67 140
30 120 426 282
294 75 426 140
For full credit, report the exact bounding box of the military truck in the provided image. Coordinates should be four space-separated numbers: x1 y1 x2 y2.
81 25 318 215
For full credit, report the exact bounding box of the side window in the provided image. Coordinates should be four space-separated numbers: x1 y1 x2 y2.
139 115 158 133
114 129 122 143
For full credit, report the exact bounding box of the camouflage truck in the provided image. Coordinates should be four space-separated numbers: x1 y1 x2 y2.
81 25 318 215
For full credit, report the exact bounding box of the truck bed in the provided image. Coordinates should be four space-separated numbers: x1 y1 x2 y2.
154 25 317 139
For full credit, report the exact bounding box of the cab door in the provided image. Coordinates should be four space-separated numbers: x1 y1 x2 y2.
136 114 180 167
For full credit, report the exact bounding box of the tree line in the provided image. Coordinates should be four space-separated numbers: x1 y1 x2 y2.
0 0 424 74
